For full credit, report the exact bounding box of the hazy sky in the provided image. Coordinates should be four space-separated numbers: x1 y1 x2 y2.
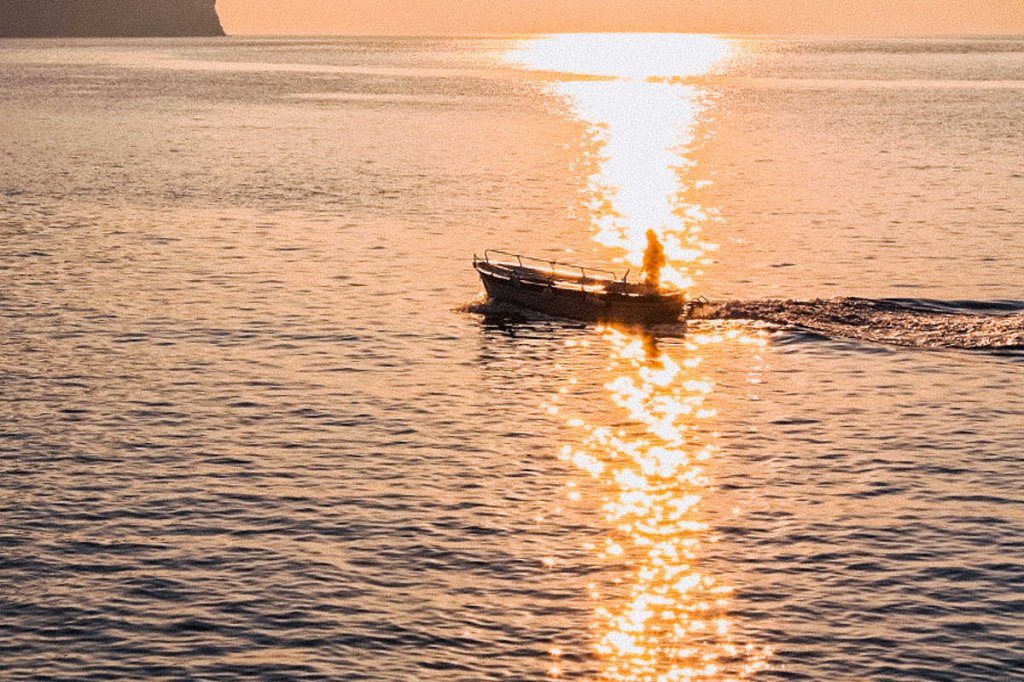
216 1 1024 36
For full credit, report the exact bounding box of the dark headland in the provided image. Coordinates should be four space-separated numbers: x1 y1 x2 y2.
0 0 225 37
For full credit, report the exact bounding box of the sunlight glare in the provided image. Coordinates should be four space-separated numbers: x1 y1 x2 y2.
553 326 773 680
508 34 731 290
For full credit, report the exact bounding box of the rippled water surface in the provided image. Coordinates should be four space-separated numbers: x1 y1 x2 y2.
1 36 1023 680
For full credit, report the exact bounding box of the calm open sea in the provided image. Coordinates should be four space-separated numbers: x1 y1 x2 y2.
1 35 1023 681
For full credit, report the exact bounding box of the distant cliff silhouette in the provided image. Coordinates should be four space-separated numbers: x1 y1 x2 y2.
0 0 225 37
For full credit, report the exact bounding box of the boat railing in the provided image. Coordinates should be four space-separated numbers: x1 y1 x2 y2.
477 250 624 286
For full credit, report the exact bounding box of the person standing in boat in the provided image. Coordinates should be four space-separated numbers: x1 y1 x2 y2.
642 228 666 291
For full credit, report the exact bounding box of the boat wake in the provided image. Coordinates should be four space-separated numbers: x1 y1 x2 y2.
690 297 1024 352
463 296 1024 352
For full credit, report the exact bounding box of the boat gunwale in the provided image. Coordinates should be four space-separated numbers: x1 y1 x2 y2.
478 249 624 284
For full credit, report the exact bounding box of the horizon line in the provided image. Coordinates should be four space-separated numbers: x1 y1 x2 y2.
216 30 1024 39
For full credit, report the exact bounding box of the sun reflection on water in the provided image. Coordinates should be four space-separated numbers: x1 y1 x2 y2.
506 34 773 679
509 34 733 289
554 326 772 681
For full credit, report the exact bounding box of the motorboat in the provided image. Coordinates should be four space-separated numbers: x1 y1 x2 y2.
473 250 689 324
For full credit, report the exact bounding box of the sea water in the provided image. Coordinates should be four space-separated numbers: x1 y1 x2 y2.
1 35 1023 680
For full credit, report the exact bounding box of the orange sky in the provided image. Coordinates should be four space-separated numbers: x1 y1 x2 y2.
216 0 1024 36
